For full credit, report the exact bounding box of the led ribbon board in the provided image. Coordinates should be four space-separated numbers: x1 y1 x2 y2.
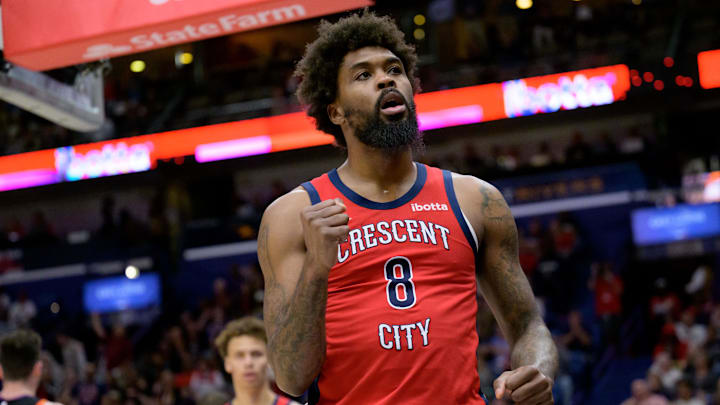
0 65 629 192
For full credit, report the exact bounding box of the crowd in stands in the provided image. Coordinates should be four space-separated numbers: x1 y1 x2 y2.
0 123 659 260
619 262 720 405
1 0 716 157
0 210 603 405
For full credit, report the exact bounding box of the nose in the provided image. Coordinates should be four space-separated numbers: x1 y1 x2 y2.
377 73 396 90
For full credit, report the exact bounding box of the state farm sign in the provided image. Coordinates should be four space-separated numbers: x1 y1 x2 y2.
83 5 307 59
2 0 372 71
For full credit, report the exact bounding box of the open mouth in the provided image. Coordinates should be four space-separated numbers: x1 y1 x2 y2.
379 91 407 116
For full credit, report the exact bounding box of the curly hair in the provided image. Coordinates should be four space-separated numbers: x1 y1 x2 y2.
214 316 266 358
294 11 420 147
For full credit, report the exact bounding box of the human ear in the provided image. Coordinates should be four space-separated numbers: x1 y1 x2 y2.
327 103 345 126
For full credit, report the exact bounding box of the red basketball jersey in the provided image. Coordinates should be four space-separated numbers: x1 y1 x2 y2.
301 163 486 405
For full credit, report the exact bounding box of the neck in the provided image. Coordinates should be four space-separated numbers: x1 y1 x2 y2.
0 380 36 400
232 381 274 405
341 141 416 192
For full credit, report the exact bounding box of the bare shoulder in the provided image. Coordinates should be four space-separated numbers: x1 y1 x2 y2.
448 172 511 236
258 187 312 275
261 187 314 239
449 171 504 203
263 186 312 222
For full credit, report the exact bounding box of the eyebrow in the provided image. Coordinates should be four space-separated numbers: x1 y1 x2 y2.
349 56 403 72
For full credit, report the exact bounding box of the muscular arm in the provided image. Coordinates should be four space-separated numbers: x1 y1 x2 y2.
475 181 558 379
258 190 348 396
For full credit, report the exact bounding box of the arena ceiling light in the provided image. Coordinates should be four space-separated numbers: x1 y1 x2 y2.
130 60 146 73
516 0 533 10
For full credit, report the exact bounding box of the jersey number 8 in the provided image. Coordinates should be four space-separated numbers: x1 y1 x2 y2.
384 256 417 309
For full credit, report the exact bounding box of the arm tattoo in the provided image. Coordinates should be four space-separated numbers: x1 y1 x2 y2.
259 219 327 392
479 182 558 378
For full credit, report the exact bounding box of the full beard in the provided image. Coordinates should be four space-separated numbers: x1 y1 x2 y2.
345 93 424 155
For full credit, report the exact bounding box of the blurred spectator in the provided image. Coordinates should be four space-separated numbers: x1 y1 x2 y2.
556 310 593 405
588 262 623 347
594 132 619 160
529 142 555 168
649 352 683 397
91 313 133 372
9 291 37 328
75 363 103 405
564 132 594 164
490 146 518 172
712 379 720 405
621 379 669 405
38 350 64 400
197 390 230 405
654 323 688 363
685 351 717 394
650 279 681 327
685 265 713 307
25 211 57 246
671 379 704 405
620 127 646 155
675 308 708 355
558 310 593 356
463 143 486 174
478 325 510 378
188 356 225 401
57 331 89 380
550 217 578 258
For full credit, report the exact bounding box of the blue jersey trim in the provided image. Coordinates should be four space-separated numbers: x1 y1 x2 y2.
442 170 479 258
327 163 427 210
307 377 320 405
301 181 321 205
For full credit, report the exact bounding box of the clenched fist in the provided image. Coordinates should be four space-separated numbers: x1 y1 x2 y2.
494 365 554 405
300 198 351 270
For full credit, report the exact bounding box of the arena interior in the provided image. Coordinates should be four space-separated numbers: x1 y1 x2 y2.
1 0 720 404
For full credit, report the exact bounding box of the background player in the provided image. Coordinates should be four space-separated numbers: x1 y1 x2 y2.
0 330 61 405
258 11 558 405
214 317 300 405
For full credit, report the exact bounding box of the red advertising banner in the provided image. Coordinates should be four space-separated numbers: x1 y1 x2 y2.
0 64 629 192
2 0 372 71
698 49 720 90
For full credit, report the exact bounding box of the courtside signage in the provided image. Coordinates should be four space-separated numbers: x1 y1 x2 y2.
2 0 372 71
0 65 629 192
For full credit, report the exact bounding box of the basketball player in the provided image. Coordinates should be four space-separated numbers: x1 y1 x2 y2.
258 11 558 404
0 330 61 405
214 317 300 405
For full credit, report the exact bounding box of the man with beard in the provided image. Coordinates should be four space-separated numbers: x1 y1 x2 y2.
257 11 558 405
